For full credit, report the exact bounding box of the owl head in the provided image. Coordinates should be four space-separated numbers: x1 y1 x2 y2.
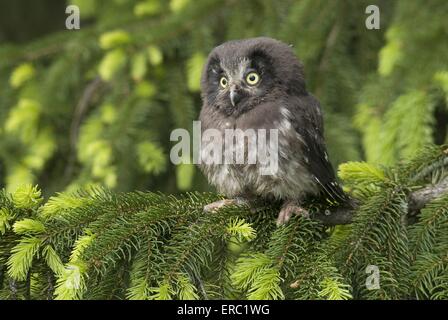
201 37 306 117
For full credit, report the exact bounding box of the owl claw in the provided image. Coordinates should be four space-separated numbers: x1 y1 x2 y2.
203 199 238 213
276 202 309 226
203 198 250 213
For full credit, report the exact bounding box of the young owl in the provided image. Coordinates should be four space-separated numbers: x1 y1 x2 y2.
198 37 349 225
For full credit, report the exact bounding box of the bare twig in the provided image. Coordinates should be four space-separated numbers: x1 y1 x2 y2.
63 76 104 180
69 76 104 150
408 177 448 214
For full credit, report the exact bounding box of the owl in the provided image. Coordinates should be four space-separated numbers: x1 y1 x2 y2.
198 37 349 225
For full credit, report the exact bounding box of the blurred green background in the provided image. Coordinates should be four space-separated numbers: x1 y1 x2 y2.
0 0 447 197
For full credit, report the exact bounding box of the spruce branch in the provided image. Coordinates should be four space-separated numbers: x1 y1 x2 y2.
408 177 448 215
312 177 448 225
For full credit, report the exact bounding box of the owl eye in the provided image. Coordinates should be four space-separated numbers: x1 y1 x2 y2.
246 72 260 85
219 77 228 88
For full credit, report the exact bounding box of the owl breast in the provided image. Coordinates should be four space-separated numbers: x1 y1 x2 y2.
199 104 318 200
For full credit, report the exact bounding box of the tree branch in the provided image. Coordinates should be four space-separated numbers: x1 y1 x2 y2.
312 177 448 226
312 204 357 226
408 178 448 214
63 76 104 181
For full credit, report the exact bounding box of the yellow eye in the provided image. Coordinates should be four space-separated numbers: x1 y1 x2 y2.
220 77 228 88
246 72 260 85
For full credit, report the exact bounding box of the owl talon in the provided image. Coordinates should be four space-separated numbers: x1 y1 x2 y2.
203 199 235 213
276 202 309 226
203 198 250 213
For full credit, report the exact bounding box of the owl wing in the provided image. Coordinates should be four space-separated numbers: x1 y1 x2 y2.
287 94 349 204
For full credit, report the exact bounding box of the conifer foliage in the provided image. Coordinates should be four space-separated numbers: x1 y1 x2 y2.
0 0 448 300
0 145 447 300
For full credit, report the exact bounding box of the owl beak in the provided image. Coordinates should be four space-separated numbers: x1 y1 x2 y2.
230 88 242 107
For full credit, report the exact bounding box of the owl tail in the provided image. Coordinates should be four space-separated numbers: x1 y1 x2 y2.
315 178 355 208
